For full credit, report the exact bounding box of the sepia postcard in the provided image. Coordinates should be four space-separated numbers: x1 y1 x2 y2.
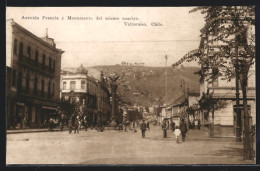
6 6 256 165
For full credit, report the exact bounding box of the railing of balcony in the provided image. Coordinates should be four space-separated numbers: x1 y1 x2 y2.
18 56 55 76
17 87 54 100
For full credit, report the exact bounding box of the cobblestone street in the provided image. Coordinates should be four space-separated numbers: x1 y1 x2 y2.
6 125 255 165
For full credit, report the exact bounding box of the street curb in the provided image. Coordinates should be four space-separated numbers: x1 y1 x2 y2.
7 128 69 134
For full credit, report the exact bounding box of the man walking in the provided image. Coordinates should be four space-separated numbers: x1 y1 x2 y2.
170 119 175 132
162 119 168 138
180 118 188 142
140 119 147 138
146 121 150 131
74 116 80 133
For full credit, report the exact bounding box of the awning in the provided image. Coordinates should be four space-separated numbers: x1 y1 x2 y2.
41 106 57 110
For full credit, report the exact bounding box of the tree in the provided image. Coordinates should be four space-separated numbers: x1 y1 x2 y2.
173 6 255 159
197 89 227 137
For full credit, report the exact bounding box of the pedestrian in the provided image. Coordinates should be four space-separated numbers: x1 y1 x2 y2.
49 117 54 132
97 120 103 132
174 126 181 143
68 119 73 134
161 119 168 138
146 121 150 131
192 121 195 130
140 119 147 138
171 119 175 131
198 119 201 130
117 123 123 131
133 121 137 132
180 119 188 142
84 115 88 131
74 116 79 133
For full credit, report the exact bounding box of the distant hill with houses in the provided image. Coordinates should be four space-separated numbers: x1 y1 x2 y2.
90 64 201 107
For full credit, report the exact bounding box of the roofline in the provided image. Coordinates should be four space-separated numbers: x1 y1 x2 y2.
11 21 64 54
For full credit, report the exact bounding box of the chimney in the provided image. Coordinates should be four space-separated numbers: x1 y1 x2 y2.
46 28 48 38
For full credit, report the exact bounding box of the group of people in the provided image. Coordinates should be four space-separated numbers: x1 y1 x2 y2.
139 118 190 143
67 114 105 134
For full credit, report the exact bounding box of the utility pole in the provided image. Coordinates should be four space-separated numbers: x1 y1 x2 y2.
165 55 168 106
181 79 186 118
235 38 242 142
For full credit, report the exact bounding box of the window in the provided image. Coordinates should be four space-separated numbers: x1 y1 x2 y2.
70 81 76 90
49 57 52 69
27 46 31 59
13 39 17 55
18 42 23 60
26 74 30 93
53 60 55 71
42 54 46 68
35 50 38 65
17 72 22 93
41 80 44 96
12 70 16 87
63 82 66 90
81 81 86 89
34 77 38 95
48 81 51 96
52 83 55 95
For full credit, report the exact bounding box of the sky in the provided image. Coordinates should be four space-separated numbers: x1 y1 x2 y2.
6 7 206 68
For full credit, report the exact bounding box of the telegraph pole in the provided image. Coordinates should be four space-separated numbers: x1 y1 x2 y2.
235 39 242 142
165 55 168 106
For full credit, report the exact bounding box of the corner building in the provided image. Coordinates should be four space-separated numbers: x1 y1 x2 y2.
6 21 64 128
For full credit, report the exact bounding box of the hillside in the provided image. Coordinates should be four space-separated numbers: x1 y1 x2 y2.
92 65 200 107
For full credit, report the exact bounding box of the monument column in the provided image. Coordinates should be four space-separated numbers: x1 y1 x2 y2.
110 83 118 125
107 75 119 129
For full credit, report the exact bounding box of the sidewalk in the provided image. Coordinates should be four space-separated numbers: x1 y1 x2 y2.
7 127 68 134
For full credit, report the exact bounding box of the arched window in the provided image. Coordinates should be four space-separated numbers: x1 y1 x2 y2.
53 60 56 71
48 81 51 96
27 46 31 59
26 74 30 93
42 54 46 68
35 50 38 65
52 83 55 96
13 39 17 55
17 72 22 93
34 77 38 95
41 80 45 96
18 42 23 60
49 57 52 69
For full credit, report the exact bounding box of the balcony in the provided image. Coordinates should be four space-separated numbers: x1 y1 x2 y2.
18 56 55 77
17 87 55 100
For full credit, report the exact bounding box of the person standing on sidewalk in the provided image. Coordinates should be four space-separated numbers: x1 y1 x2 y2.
180 118 188 142
162 119 169 138
170 119 175 132
68 118 73 134
174 126 181 143
84 115 88 131
74 116 80 133
140 119 147 138
146 121 150 131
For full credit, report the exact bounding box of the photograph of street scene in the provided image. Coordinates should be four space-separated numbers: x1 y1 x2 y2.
6 7 255 164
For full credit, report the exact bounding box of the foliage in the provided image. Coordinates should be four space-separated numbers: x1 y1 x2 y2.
173 6 255 83
197 89 227 121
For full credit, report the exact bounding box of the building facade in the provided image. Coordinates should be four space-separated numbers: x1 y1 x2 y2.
6 21 64 129
60 65 111 127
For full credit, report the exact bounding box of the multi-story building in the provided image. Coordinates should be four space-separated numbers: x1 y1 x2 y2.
6 21 64 129
60 65 111 127
175 9 256 136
